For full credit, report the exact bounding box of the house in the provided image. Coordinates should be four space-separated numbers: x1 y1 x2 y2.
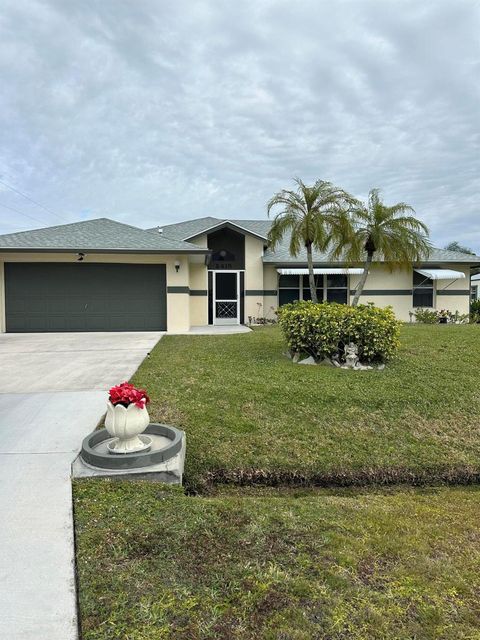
0 216 478 333
472 273 480 301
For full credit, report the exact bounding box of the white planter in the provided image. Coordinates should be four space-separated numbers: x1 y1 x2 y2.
104 401 150 453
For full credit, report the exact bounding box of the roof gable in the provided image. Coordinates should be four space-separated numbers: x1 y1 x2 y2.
155 217 270 242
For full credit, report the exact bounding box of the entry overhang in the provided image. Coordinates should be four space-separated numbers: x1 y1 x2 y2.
414 268 465 280
277 268 364 275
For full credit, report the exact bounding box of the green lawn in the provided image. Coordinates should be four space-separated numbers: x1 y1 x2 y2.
131 324 480 490
74 481 480 640
75 325 480 639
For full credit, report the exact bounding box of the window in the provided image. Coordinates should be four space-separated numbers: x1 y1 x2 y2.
301 275 323 301
278 273 349 306
326 274 348 303
413 271 433 307
278 274 301 306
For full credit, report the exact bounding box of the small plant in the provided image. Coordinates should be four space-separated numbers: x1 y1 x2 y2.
413 308 439 324
109 382 150 409
414 308 469 324
247 316 277 326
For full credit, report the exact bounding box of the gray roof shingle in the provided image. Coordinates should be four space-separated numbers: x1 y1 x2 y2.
154 216 480 264
0 218 208 253
263 241 480 264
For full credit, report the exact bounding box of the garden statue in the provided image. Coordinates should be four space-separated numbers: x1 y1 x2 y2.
344 342 359 369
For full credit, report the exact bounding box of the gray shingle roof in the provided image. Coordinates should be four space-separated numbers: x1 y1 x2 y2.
153 216 480 264
263 241 480 264
0 218 208 253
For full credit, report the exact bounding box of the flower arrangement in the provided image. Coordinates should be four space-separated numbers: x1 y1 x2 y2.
108 382 150 409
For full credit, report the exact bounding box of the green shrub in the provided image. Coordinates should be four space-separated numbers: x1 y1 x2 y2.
277 301 401 363
470 300 480 323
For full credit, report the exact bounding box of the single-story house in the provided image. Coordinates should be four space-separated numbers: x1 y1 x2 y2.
472 273 480 301
0 216 478 332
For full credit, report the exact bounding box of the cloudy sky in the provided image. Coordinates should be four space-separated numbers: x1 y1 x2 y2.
0 0 479 250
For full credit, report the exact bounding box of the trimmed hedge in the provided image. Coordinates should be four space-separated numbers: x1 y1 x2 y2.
277 301 401 363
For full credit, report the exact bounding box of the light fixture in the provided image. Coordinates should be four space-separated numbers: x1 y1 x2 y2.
174 260 180 273
77 252 86 262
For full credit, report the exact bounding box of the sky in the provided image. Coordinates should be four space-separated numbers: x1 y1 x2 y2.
0 0 479 251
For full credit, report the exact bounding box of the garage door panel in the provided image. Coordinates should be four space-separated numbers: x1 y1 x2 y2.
5 263 167 332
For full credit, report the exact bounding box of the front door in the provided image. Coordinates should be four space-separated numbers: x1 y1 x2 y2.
213 271 240 325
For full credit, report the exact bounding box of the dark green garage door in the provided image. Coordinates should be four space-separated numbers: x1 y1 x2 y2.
5 263 167 332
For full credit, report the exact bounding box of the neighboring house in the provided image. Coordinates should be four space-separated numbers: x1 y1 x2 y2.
472 273 480 301
0 216 478 333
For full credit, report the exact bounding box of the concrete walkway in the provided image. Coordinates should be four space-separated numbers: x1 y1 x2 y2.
170 324 252 335
0 332 163 640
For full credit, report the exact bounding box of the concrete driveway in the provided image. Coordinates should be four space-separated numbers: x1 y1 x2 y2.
0 332 163 640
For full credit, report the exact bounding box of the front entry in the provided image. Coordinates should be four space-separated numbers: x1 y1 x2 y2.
212 271 241 325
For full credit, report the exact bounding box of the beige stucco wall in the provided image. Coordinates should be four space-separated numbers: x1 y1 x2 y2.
0 251 192 333
244 235 266 321
349 263 413 321
263 265 279 320
189 261 208 326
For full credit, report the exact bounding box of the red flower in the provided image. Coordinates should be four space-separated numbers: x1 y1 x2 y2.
108 382 150 409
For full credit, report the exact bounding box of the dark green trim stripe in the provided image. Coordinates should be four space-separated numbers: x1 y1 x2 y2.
436 290 470 296
351 289 470 296
245 290 277 296
351 289 412 296
167 286 190 294
189 289 208 296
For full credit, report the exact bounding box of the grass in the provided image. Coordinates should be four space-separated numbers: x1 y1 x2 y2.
74 481 480 640
131 324 480 489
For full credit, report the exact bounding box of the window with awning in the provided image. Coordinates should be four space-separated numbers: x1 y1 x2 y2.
412 268 466 308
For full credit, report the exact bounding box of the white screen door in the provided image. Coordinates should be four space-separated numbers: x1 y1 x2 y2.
213 271 240 325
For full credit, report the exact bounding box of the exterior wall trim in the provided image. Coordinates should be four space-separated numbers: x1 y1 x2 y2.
167 286 190 294
350 289 469 296
351 289 413 295
436 290 470 296
245 289 277 296
189 289 208 296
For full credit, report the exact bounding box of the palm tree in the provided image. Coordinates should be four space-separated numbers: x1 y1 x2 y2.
267 178 358 302
345 189 431 307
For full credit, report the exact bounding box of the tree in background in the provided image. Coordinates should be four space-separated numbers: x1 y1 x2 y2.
444 241 476 255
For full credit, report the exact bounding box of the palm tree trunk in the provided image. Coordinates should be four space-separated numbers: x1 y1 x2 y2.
306 242 318 303
351 251 373 307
